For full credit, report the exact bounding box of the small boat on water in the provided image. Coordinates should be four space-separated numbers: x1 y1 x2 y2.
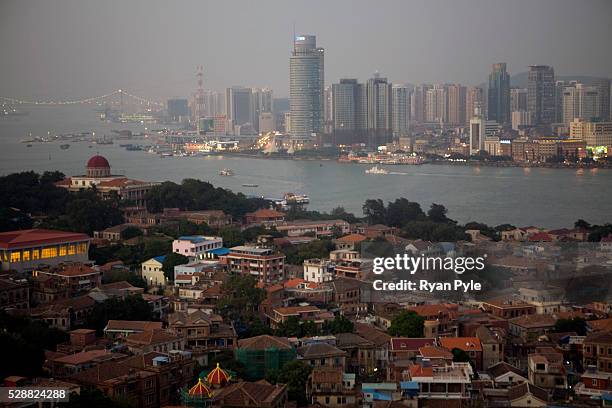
242 183 259 187
219 168 234 176
60 144 70 150
283 193 309 204
26 144 32 147
365 165 389 175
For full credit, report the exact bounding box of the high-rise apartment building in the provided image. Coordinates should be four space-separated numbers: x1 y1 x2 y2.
447 84 466 126
487 63 511 124
366 73 392 132
527 65 555 125
411 84 432 124
251 88 273 132
466 87 484 123
289 34 324 142
425 84 448 124
562 83 601 124
391 84 410 137
593 78 611 121
511 88 528 112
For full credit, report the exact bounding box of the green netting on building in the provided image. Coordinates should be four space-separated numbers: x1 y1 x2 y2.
235 346 297 380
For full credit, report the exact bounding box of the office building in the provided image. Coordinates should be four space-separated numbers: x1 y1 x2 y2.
251 88 273 131
225 86 253 127
562 83 600 124
447 84 466 125
324 86 333 133
167 99 189 122
487 63 511 124
527 65 555 125
366 73 392 132
511 88 528 112
289 34 324 143
512 111 534 131
391 84 410 137
593 78 611 121
332 79 367 131
469 114 485 155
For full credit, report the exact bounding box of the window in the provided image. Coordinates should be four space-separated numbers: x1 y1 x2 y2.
59 245 67 256
41 247 58 259
22 250 30 262
10 251 21 263
68 244 76 255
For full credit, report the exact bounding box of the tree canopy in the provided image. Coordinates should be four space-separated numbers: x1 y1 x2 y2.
387 311 425 337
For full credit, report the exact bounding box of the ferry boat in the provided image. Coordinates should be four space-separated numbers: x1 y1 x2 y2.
365 165 389 175
284 192 309 204
219 168 234 176
242 183 259 187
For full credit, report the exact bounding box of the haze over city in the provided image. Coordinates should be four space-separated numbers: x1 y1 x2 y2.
1 0 611 99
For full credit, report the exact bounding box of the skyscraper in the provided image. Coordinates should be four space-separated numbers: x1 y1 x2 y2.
466 86 484 123
562 83 600 124
447 84 466 125
366 73 392 132
487 63 511 124
411 84 432 124
527 65 555 125
593 78 611 121
289 34 324 143
251 88 273 131
226 86 254 127
391 84 410 137
425 84 448 124
332 79 366 131
510 88 528 112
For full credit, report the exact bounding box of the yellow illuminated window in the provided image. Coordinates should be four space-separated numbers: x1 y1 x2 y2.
59 245 67 256
10 251 21 263
41 247 58 259
0 251 7 262
68 244 76 255
77 242 88 254
32 249 40 260
22 250 30 262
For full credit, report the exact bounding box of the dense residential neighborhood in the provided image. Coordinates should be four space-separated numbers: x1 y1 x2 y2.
1 157 612 407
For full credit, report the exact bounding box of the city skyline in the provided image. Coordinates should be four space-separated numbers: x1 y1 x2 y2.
1 0 612 100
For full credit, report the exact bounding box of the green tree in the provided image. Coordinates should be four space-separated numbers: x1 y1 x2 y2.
273 361 312 406
451 348 472 363
121 226 143 240
161 252 189 282
219 226 245 247
554 317 587 336
217 275 266 324
84 295 154 335
104 269 147 289
428 203 453 223
322 315 354 334
362 199 387 225
387 311 425 337
386 198 424 227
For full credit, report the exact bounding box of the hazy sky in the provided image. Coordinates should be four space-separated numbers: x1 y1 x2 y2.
1 0 611 100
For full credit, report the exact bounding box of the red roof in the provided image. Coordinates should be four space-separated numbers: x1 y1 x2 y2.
87 155 110 168
390 338 436 351
439 337 482 352
206 363 231 385
0 229 90 249
528 232 553 242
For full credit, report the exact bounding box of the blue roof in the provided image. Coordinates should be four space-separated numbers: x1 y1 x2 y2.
369 392 391 401
208 247 230 256
153 255 166 263
400 381 419 390
178 235 206 243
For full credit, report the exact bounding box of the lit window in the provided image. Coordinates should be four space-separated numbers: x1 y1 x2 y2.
32 249 40 260
41 247 58 259
22 250 30 262
59 245 68 256
10 251 21 263
68 245 76 255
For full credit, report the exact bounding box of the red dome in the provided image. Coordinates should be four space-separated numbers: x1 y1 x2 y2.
87 155 110 168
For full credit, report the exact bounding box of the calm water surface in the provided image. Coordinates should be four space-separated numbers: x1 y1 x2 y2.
1 105 610 228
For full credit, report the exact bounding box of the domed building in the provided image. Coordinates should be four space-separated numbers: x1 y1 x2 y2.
56 155 158 207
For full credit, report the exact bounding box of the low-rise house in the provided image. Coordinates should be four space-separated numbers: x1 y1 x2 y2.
70 360 158 408
245 208 285 227
104 320 163 339
303 258 334 283
212 380 288 408
32 263 101 296
124 329 185 354
389 338 436 362
168 310 236 365
93 224 130 242
583 331 612 373
487 361 528 387
172 235 223 259
0 277 30 310
518 286 565 314
355 322 391 372
276 219 350 238
417 345 453 367
283 278 333 304
298 343 347 370
49 349 125 378
306 367 357 407
268 305 322 329
408 304 458 337
335 332 376 375
405 362 473 406
476 325 504 369
439 337 484 370
141 256 167 287
333 234 367 251
574 365 612 398
506 382 548 407
509 314 556 342
235 335 296 380
226 245 285 283
481 298 536 319
527 347 567 390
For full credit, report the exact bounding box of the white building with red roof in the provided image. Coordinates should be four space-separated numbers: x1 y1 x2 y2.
56 155 158 207
0 229 90 273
